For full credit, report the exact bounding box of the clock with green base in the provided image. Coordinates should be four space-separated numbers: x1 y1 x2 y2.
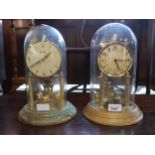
18 25 77 126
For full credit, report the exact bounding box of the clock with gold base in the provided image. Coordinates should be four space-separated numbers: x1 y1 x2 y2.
83 23 143 126
18 25 77 126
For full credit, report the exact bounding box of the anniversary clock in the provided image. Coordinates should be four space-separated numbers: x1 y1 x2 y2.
19 25 77 126
84 23 143 126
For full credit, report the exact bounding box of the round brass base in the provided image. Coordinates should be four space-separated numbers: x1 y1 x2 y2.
83 103 143 126
18 101 77 126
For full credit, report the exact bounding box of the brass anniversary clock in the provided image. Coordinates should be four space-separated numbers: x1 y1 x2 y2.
84 23 143 126
19 25 77 126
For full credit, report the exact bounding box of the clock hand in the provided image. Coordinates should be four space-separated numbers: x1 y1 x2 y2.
29 58 42 68
115 58 129 61
41 52 52 62
114 59 120 71
29 52 52 68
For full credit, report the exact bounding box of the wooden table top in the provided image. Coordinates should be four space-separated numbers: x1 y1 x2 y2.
0 91 155 135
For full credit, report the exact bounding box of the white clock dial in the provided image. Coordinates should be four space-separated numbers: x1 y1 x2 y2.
26 41 62 77
98 43 133 77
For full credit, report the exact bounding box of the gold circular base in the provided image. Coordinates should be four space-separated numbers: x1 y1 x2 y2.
18 101 77 126
83 103 143 126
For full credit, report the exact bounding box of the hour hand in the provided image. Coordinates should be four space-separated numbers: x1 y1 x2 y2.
29 52 51 68
40 52 51 62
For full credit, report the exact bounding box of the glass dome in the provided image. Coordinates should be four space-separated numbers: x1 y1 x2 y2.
84 23 143 126
19 24 76 126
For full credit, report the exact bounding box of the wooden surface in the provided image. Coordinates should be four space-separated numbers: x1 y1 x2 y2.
0 91 155 135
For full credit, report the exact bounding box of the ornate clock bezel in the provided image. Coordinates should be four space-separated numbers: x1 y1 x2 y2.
25 41 62 78
97 43 133 77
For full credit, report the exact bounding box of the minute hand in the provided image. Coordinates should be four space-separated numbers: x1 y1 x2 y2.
115 59 129 61
29 52 51 68
114 59 120 70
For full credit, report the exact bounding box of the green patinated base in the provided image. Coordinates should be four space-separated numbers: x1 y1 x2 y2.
18 101 77 126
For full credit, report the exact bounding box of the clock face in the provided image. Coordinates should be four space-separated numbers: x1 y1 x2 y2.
26 41 62 78
98 43 133 77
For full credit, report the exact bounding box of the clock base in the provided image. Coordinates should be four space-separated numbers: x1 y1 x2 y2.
18 101 77 126
83 103 143 126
